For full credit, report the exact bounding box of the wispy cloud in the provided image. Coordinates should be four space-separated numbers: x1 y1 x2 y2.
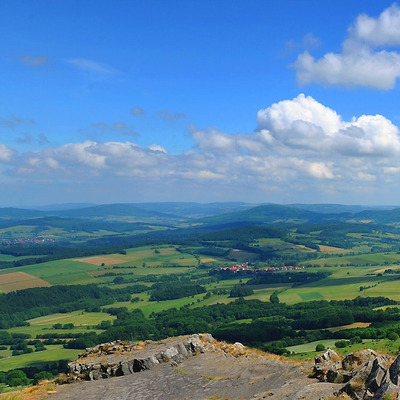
282 33 320 57
15 133 50 146
16 133 34 144
156 109 186 121
0 115 34 128
65 58 118 76
131 106 146 117
19 54 48 67
90 121 138 137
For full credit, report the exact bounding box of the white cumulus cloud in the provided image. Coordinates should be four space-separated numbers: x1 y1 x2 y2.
293 4 400 89
8 94 400 203
350 4 400 47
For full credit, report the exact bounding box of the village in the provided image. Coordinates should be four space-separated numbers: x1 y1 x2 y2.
214 262 304 274
0 237 55 245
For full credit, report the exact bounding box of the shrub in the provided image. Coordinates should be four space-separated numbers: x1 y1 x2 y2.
387 332 399 341
229 286 254 298
350 336 362 344
315 343 325 352
335 340 350 348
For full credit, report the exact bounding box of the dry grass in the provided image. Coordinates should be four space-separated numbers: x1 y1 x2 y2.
0 381 57 400
19 380 58 399
201 396 221 400
349 376 365 392
383 393 398 400
327 394 352 400
201 397 242 400
0 392 23 400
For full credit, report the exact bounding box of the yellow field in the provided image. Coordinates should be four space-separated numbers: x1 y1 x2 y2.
0 271 51 292
328 322 371 332
318 245 347 253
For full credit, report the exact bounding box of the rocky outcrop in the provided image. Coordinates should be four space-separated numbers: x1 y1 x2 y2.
50 337 400 400
312 348 400 399
67 333 245 381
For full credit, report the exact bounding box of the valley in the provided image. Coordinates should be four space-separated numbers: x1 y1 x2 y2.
2 202 400 394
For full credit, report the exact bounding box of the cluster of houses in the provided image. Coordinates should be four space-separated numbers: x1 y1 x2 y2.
215 262 304 274
0 237 55 245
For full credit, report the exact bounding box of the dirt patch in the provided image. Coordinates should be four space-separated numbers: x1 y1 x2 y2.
0 271 51 292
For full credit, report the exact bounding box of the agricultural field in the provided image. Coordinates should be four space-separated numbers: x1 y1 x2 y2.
0 272 51 293
0 246 199 291
0 345 81 371
6 310 116 337
306 252 400 267
0 259 99 286
287 338 400 361
81 246 198 268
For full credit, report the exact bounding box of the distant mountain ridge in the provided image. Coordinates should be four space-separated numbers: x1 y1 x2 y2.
31 203 98 211
288 203 397 214
194 204 347 226
53 203 180 221
1 202 400 228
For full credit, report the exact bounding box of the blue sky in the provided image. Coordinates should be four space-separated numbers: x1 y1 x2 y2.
1 0 400 206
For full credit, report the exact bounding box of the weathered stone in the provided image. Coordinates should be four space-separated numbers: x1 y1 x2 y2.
176 342 189 357
342 349 378 371
118 362 131 376
365 357 389 393
312 349 342 382
390 354 400 385
315 349 340 364
234 342 245 350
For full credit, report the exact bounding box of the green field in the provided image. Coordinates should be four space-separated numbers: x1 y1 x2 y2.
0 246 199 290
287 338 400 360
306 252 400 267
0 259 99 285
0 345 81 371
6 311 116 337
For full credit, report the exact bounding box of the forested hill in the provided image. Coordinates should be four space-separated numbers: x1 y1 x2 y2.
351 207 400 224
194 204 400 228
288 203 393 214
52 204 184 222
193 204 348 226
2 203 400 243
133 202 258 218
0 207 45 220
0 202 399 223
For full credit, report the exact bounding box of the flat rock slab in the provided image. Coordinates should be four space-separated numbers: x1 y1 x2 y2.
48 351 341 400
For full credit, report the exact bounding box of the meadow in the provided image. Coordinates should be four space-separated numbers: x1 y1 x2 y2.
0 245 199 289
0 345 81 371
